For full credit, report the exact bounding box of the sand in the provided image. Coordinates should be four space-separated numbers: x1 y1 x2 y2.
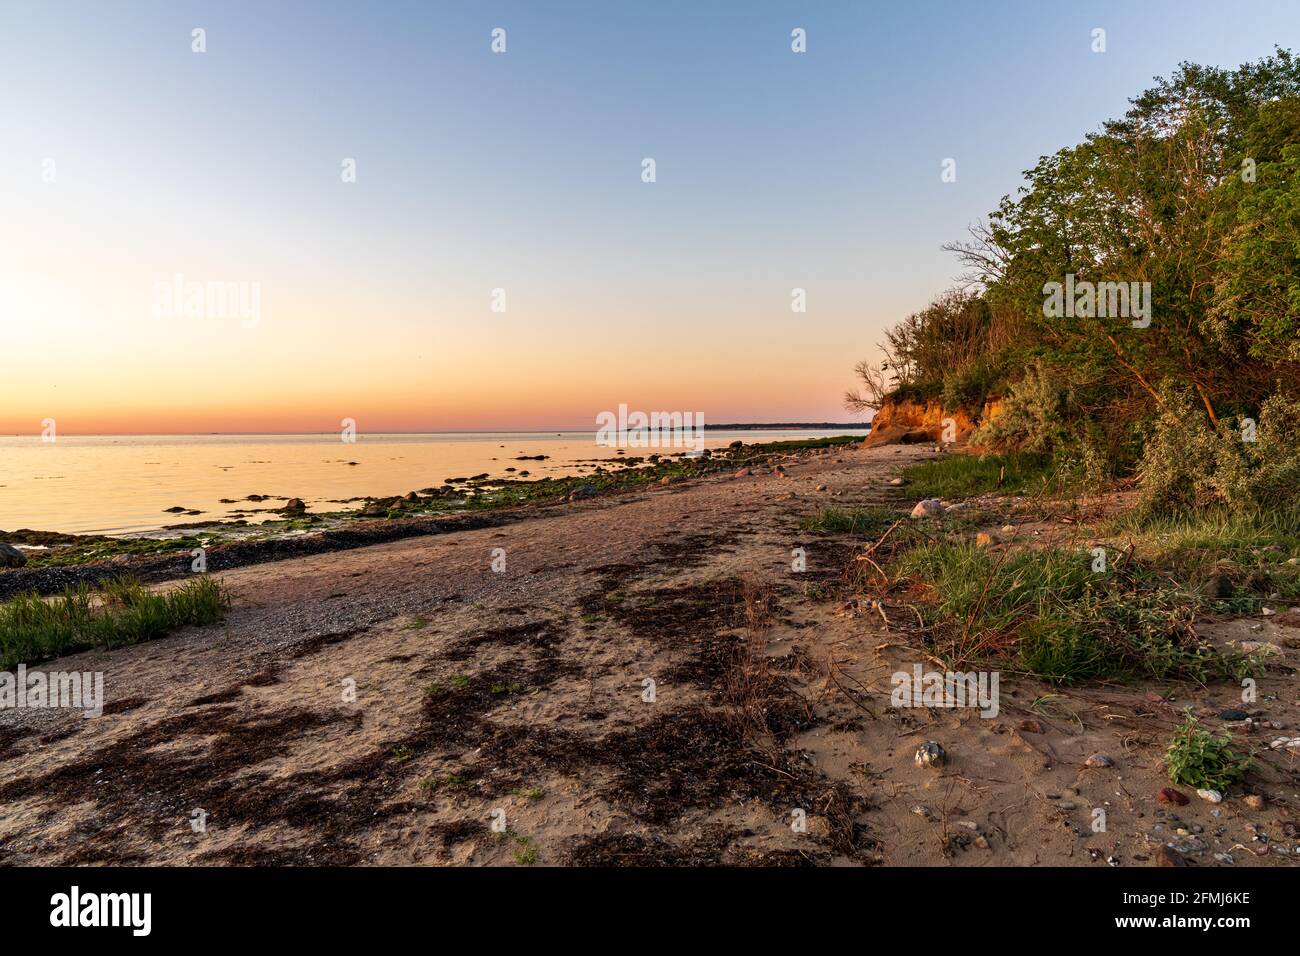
2 442 1297 866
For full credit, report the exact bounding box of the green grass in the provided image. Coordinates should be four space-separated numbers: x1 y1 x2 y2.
749 434 863 453
897 542 1257 683
1105 505 1300 607
900 452 1055 499
0 575 230 670
799 505 899 535
513 835 537 865
1165 714 1254 791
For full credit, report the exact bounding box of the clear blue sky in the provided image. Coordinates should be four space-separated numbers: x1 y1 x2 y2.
1 1 1296 431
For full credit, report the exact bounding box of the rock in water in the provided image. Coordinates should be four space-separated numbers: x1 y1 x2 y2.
914 740 947 769
282 498 307 515
0 542 28 568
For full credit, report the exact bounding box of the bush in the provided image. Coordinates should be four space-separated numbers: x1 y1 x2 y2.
971 360 1075 455
1138 389 1300 515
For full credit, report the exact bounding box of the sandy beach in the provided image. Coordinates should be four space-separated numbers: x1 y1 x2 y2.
3 440 1296 867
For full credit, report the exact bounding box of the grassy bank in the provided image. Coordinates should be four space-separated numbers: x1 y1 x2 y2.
0 576 230 669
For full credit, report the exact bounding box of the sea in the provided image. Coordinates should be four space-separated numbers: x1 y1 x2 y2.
0 429 868 536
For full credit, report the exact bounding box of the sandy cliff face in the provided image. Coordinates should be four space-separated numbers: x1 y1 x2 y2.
864 397 1003 447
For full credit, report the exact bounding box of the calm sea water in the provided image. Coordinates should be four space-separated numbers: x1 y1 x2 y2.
0 430 867 536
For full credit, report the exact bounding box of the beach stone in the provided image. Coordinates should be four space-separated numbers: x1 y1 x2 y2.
1017 719 1043 734
734 468 751 478
1158 788 1190 806
910 499 944 519
975 532 994 548
0 543 27 569
659 476 671 486
1219 708 1250 721
1085 753 1115 768
1202 573 1235 601
1154 845 1188 867
888 477 906 486
1244 794 1266 811
567 485 598 502
815 484 828 492
914 740 946 769
1197 789 1223 804
282 498 307 515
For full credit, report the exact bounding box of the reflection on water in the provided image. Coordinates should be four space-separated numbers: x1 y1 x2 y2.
0 431 866 535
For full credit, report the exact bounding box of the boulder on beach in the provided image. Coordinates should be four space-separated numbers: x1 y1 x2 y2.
0 542 27 568
282 498 308 515
568 485 598 502
910 498 944 518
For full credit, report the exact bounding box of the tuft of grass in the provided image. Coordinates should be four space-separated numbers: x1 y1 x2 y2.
800 506 898 535
0 575 229 670
1105 504 1300 607
897 542 1256 683
901 452 1054 499
513 835 537 865
1165 714 1253 792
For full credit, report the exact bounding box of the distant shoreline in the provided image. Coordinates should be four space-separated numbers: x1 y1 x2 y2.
3 424 872 438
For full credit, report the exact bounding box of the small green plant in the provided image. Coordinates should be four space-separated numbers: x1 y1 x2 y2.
404 615 432 630
513 835 537 865
1165 714 1253 792
511 786 544 801
449 673 471 688
799 506 898 535
491 682 523 696
390 745 414 764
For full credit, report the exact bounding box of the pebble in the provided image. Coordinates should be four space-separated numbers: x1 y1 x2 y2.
1196 789 1223 804
1085 753 1115 768
1244 794 1266 811
1158 788 1190 806
910 499 944 519
914 740 947 769
1155 845 1187 867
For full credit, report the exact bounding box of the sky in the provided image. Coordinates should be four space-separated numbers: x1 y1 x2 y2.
1 0 1297 434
